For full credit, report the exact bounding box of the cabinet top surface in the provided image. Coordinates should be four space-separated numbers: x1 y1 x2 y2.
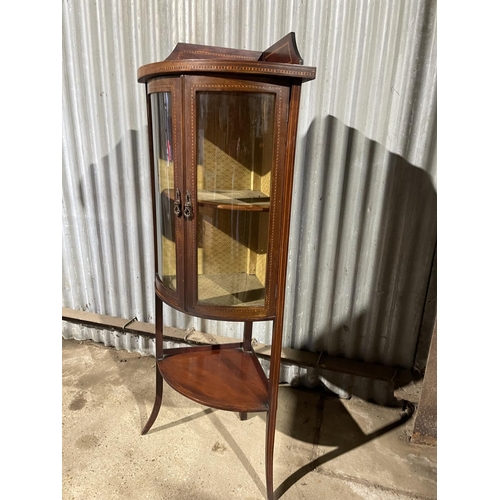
137 32 316 83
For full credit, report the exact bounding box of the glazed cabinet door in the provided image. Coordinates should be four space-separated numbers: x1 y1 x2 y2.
147 78 186 310
183 76 290 320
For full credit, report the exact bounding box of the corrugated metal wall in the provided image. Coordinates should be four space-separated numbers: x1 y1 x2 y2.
62 1 436 386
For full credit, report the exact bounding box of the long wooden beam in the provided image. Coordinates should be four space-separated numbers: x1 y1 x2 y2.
62 307 412 386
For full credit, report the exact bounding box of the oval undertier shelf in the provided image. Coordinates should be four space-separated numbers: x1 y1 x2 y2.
158 347 270 412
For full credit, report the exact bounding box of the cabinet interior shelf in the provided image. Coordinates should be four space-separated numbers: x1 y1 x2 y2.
162 189 270 212
198 190 270 212
157 345 270 413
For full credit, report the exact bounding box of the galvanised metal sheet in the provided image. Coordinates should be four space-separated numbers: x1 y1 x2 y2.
62 1 436 386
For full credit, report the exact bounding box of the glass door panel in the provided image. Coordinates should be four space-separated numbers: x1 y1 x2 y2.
151 92 178 291
195 92 275 307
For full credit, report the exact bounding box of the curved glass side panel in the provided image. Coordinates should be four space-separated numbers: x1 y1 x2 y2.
151 92 177 291
195 92 275 307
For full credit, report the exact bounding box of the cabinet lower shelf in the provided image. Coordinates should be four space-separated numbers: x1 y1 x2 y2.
198 273 265 307
158 345 270 413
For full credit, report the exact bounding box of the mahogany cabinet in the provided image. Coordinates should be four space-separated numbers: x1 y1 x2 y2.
137 33 315 500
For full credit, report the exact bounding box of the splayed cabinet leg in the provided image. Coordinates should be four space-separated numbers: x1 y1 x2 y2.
141 364 163 435
142 294 165 435
265 400 278 500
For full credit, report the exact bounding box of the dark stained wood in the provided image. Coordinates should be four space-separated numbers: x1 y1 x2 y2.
141 363 163 435
259 32 303 64
250 344 271 390
138 59 315 83
145 89 158 276
265 84 304 500
182 75 289 322
158 347 269 412
266 80 291 320
139 34 313 83
155 292 164 360
243 321 253 351
141 294 165 434
155 273 181 312
147 78 181 94
137 33 316 500
166 42 261 62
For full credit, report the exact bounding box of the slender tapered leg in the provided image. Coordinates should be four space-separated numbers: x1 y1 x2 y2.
263 82 302 500
141 363 163 435
142 293 164 435
265 317 282 500
265 392 278 500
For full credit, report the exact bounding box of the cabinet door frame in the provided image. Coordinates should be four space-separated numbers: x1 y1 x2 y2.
147 77 186 312
183 75 290 321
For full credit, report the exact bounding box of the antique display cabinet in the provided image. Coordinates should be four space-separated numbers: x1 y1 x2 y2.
137 33 315 500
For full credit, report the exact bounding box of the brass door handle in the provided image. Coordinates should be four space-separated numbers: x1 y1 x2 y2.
183 191 193 220
173 188 182 217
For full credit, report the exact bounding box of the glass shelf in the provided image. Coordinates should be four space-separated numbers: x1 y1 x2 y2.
198 189 270 212
161 188 270 212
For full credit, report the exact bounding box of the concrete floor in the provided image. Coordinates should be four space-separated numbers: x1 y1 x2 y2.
62 339 437 500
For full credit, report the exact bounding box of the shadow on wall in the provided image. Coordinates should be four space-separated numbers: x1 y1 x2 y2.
71 128 198 334
69 116 436 405
285 115 436 402
75 129 155 324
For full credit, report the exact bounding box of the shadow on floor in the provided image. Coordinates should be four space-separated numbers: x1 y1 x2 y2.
135 375 414 499
267 385 414 499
